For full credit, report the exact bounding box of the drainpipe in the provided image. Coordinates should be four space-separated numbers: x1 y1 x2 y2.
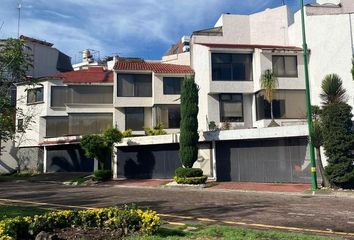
43 146 47 173
211 141 217 180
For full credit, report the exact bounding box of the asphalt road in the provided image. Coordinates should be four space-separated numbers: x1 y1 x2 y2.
1 181 354 237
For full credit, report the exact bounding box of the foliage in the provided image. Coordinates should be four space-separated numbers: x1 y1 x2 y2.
80 134 107 160
208 121 217 131
221 121 231 130
175 167 203 178
260 69 278 122
320 74 347 105
123 129 133 137
179 76 199 168
311 105 322 120
174 175 208 185
321 102 354 189
145 123 167 136
0 205 48 221
93 169 113 181
0 206 160 239
103 128 123 147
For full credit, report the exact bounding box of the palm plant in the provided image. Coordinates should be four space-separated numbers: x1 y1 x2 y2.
309 121 330 187
320 74 347 105
261 69 278 127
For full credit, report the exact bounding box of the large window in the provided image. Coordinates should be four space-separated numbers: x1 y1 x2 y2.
256 90 306 120
212 53 253 81
163 77 183 95
68 113 112 136
27 87 43 104
117 74 152 97
46 117 68 137
220 94 243 122
51 86 113 107
156 105 181 128
125 108 145 131
272 56 298 77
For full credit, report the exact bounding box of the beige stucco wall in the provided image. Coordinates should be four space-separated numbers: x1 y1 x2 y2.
161 52 191 66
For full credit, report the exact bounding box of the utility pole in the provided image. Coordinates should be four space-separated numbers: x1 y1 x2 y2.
300 0 318 190
17 3 21 37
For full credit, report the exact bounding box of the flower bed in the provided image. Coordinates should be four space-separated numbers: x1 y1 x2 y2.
0 205 160 240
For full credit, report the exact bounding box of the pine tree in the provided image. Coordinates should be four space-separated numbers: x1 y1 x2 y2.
179 76 199 168
322 103 354 189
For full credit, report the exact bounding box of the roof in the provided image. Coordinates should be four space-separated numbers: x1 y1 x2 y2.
114 61 194 74
196 43 303 51
193 26 223 36
49 67 113 84
164 40 184 56
20 35 54 47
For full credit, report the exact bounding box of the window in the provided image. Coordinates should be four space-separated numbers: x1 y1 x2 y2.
256 90 306 120
156 105 181 128
117 74 152 97
125 108 145 131
46 117 68 137
68 113 113 136
220 94 243 122
163 77 183 95
212 53 253 81
272 56 298 77
51 86 113 107
17 119 24 132
27 87 43 104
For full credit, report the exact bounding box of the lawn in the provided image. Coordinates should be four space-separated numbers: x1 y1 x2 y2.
127 225 341 240
0 205 49 220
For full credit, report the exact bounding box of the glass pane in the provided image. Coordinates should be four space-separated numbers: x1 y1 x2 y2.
272 56 285 77
212 53 231 63
46 117 68 137
118 74 152 97
69 113 112 135
118 74 134 97
284 56 298 77
126 108 144 131
212 63 232 80
70 86 113 104
36 88 43 102
135 75 152 97
220 94 243 122
27 87 43 104
168 106 181 128
51 86 67 107
163 77 182 94
212 53 252 81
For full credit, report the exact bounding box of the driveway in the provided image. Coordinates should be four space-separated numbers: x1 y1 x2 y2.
0 181 354 238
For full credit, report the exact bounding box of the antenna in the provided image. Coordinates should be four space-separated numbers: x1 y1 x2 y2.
17 2 21 37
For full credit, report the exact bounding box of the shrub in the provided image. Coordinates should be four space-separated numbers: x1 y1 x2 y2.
0 206 160 239
208 121 217 131
175 167 203 178
221 121 231 130
179 76 199 168
144 123 167 136
103 128 123 146
122 129 133 137
81 134 106 160
93 170 113 181
174 176 208 185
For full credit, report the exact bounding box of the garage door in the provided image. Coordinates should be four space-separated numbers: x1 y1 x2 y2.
216 137 311 183
117 143 182 179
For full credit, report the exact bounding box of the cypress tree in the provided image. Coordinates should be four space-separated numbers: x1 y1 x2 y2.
322 102 354 189
179 76 199 168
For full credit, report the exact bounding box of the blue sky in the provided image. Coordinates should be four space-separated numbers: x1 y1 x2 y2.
0 0 314 62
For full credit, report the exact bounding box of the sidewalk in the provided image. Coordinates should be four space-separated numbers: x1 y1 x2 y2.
210 182 311 193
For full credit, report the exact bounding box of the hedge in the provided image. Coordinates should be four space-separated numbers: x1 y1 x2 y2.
175 167 203 178
0 206 160 240
174 176 208 185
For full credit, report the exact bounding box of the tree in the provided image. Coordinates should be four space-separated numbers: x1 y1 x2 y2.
309 121 330 187
0 38 33 161
179 76 199 168
320 74 347 105
321 103 354 189
261 69 278 127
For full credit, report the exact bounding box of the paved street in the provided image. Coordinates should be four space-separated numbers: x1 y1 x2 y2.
1 181 354 237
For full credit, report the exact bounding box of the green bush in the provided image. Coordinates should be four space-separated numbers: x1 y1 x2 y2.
175 167 203 178
93 170 113 181
0 206 160 239
122 129 133 137
174 176 208 185
144 123 167 136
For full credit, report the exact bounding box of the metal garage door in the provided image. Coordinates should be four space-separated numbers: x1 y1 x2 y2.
117 143 182 179
216 137 311 183
46 144 94 172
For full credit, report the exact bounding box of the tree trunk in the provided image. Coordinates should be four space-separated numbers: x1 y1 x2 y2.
270 100 274 122
315 147 331 188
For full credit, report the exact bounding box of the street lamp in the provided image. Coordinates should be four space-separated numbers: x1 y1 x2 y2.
300 0 318 190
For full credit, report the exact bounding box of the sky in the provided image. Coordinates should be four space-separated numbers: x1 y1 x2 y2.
0 0 315 62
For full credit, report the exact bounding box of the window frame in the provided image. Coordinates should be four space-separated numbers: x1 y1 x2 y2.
27 87 44 105
117 73 152 97
125 107 145 131
219 93 244 122
272 55 298 78
163 77 183 95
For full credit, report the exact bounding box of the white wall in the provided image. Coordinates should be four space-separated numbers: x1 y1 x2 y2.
161 52 191 66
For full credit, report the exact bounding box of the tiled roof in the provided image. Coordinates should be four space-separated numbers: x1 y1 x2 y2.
49 67 113 83
114 61 194 74
196 43 303 51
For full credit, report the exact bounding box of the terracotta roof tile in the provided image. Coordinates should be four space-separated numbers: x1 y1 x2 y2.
114 61 194 74
49 67 113 84
196 43 303 51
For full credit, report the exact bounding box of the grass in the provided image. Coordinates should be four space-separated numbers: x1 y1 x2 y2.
65 174 93 185
126 225 341 240
0 205 49 220
0 172 39 182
